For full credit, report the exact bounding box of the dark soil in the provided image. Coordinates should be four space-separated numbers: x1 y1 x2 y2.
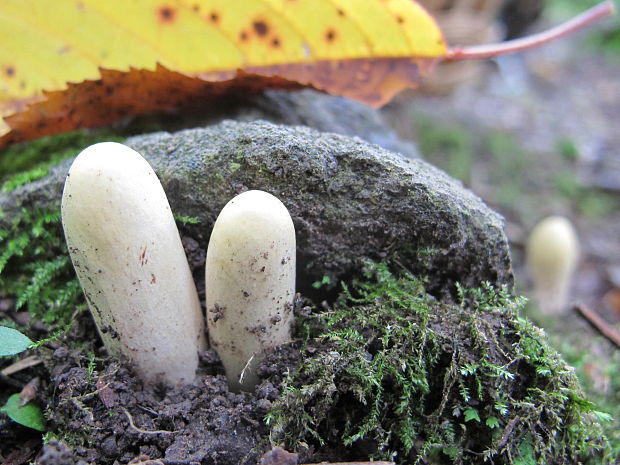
39 343 301 465
1 312 307 465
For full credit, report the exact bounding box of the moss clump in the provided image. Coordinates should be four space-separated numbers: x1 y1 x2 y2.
0 208 201 329
553 333 620 459
0 208 82 327
267 263 611 464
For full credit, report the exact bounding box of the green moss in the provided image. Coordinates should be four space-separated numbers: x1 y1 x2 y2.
0 208 82 327
550 334 620 459
174 214 200 225
0 130 123 179
267 263 611 464
43 429 91 450
0 131 129 329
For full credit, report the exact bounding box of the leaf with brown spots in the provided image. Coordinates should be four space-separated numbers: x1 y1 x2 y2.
0 0 614 150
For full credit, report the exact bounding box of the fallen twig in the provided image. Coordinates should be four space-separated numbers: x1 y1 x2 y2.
1 355 42 376
497 416 520 451
574 304 620 349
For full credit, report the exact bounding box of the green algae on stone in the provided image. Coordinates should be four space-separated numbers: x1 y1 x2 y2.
266 263 611 464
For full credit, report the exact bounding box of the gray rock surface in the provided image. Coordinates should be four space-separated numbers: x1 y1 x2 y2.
0 120 512 297
133 89 419 159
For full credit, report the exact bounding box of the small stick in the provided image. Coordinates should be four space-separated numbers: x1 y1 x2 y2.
574 304 620 349
19 377 40 406
497 417 520 450
446 1 616 60
1 355 42 376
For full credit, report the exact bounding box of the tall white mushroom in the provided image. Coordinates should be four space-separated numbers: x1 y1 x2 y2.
61 142 206 386
206 190 296 392
526 215 579 315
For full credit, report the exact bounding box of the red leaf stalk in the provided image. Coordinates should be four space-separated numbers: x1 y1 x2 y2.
446 1 616 61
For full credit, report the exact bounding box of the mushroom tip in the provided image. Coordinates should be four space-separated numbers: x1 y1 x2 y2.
74 141 142 166
223 190 294 227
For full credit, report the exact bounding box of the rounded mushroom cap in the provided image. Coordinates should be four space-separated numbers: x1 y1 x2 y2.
63 142 165 224
72 141 141 164
212 189 295 234
526 216 579 285
526 216 580 314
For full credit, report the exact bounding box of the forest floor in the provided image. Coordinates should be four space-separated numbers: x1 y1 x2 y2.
1 6 619 464
383 20 620 459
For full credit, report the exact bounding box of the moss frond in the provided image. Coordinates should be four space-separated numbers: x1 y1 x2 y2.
0 208 82 327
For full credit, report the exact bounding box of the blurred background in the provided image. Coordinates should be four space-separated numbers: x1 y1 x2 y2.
385 0 620 456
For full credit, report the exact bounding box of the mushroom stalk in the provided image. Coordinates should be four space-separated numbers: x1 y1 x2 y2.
206 190 295 392
61 142 206 385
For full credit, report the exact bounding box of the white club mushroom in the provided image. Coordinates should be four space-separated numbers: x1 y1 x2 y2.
61 142 206 385
526 215 579 315
206 190 296 392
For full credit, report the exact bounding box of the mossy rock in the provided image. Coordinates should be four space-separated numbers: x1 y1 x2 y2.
267 264 611 464
0 120 610 464
0 120 512 300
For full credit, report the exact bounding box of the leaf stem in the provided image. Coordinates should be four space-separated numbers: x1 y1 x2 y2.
446 1 616 61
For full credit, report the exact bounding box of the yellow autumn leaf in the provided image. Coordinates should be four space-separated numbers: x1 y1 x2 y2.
0 0 444 103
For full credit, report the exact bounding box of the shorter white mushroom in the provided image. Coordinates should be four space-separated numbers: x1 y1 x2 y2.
61 142 206 386
526 216 579 315
206 190 296 392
